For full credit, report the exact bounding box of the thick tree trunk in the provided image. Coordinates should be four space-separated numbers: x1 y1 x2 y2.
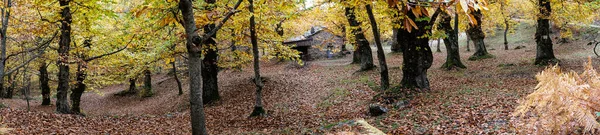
0 0 11 99
440 12 466 70
70 62 86 114
39 62 51 105
399 8 440 90
142 69 153 97
171 58 183 95
534 0 558 65
56 0 72 114
202 26 219 104
201 0 219 104
179 0 208 133
249 0 266 117
366 5 389 90
467 10 492 61
345 7 374 71
128 78 137 94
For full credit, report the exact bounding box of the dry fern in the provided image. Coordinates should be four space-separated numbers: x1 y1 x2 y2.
513 58 600 134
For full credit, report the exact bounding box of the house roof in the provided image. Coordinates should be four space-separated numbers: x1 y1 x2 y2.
283 26 341 44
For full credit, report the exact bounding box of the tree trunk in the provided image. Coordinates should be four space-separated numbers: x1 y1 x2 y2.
142 69 153 97
436 38 442 52
504 22 509 50
171 58 183 95
399 8 441 90
366 5 389 90
534 0 558 65
0 83 3 98
5 73 13 98
0 0 11 99
56 0 72 114
351 49 360 64
345 7 374 71
467 10 492 61
178 0 208 133
440 12 466 70
24 73 31 111
249 0 266 117
502 2 509 50
70 62 86 114
128 78 137 94
340 26 348 53
466 34 471 52
202 26 219 104
39 62 51 105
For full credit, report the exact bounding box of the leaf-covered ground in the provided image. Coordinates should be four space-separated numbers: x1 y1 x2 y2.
2 24 600 134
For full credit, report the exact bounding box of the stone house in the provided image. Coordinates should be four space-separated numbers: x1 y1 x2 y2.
283 26 344 61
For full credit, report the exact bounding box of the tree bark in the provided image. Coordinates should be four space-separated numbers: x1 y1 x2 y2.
436 38 442 52
142 69 153 97
0 0 11 99
340 26 348 53
70 62 86 114
534 0 558 65
466 34 471 52
39 62 51 105
440 12 466 70
504 22 509 50
467 10 492 61
171 58 183 95
351 49 360 64
128 78 137 94
399 8 441 90
178 0 208 133
56 0 72 114
5 72 13 98
249 0 266 117
345 7 374 71
366 4 389 90
501 2 509 50
202 24 220 104
24 72 31 111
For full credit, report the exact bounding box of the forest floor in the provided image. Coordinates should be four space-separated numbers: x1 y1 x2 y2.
2 23 600 134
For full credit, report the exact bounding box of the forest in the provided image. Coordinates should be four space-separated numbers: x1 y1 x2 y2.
1 0 600 134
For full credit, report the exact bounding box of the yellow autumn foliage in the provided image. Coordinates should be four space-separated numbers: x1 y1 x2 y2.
513 58 600 134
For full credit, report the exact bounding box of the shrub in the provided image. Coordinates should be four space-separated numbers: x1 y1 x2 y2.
513 58 600 134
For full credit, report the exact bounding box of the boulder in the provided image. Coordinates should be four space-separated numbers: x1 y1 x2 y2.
369 104 387 116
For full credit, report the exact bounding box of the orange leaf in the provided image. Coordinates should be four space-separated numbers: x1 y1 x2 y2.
407 18 418 30
467 13 478 25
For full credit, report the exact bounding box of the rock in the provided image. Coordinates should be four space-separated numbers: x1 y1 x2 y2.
393 100 409 109
369 104 387 116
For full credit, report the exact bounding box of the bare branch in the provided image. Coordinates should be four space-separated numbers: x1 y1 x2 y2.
4 46 48 76
193 0 243 45
82 35 137 62
5 31 58 61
